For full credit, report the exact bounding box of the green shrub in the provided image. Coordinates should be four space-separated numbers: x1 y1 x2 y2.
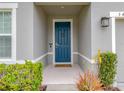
98 52 117 87
0 60 43 91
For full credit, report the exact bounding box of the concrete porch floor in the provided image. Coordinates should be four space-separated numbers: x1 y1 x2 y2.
42 64 83 91
42 64 124 91
43 64 83 84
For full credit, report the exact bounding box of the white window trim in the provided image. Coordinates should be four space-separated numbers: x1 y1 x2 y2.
0 3 18 9
53 19 73 65
0 3 18 62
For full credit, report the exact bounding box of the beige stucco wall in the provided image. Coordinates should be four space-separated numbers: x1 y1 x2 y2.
17 3 34 60
33 5 48 66
78 5 91 58
78 5 93 72
47 15 79 64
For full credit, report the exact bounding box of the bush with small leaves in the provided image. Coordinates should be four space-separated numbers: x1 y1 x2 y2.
98 52 117 87
0 60 43 91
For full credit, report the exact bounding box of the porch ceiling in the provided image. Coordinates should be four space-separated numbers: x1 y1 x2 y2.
35 2 90 5
35 2 90 16
42 5 83 16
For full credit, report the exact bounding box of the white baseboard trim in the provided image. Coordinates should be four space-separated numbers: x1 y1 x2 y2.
33 51 77 59
0 52 95 64
48 52 53 55
33 52 53 62
73 52 78 54
72 52 96 64
34 53 48 62
18 52 53 63
77 52 95 64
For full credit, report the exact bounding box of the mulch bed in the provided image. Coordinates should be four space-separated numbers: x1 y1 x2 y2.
103 86 121 91
39 85 47 91
39 85 121 91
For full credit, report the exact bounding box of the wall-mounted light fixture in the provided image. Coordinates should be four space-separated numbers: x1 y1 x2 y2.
101 17 110 27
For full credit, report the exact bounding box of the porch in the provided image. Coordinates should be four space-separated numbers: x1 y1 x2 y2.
33 2 97 89
33 2 94 68
43 64 83 91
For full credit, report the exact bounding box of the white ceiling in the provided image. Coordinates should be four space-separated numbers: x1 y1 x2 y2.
42 5 83 16
35 2 90 16
35 2 90 5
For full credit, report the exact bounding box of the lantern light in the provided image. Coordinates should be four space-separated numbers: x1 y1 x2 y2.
101 17 110 27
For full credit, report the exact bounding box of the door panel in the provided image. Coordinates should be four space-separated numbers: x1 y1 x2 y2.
55 22 71 63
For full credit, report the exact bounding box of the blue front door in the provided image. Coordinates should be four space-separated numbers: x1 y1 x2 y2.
55 22 71 63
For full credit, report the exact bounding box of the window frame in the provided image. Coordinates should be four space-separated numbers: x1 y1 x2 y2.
0 3 17 62
0 10 12 59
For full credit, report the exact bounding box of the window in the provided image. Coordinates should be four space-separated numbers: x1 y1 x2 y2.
0 10 12 59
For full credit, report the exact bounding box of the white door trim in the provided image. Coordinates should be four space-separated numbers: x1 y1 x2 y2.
110 11 124 87
111 17 116 53
53 19 73 65
110 11 124 53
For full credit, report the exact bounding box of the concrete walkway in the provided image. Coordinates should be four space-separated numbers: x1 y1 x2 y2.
46 84 78 91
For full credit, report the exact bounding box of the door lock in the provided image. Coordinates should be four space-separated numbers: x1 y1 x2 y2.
49 41 53 48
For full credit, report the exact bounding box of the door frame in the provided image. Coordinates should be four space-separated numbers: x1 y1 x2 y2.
110 12 124 86
53 19 73 65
